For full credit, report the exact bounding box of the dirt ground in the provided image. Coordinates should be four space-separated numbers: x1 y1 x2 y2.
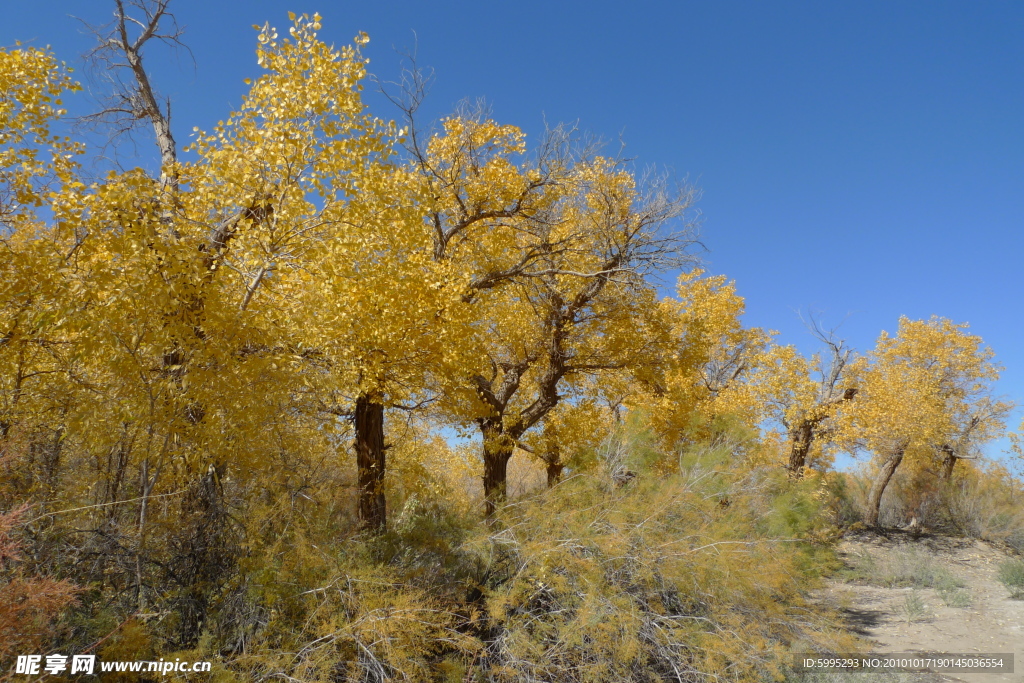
817 529 1024 683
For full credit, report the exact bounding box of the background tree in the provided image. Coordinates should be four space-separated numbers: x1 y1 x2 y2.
750 325 858 476
837 316 1007 527
79 0 185 189
519 394 615 487
934 396 1012 480
643 270 771 454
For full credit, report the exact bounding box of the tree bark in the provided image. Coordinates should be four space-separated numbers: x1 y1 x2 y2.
355 393 386 531
787 420 814 477
940 445 958 480
866 446 905 527
481 419 514 517
545 455 564 488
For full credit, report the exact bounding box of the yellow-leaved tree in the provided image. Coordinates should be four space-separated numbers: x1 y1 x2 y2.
837 316 1008 527
412 115 696 513
1 45 83 443
0 45 81 226
20 12 416 644
185 15 425 531
643 270 771 453
520 394 617 487
749 331 858 476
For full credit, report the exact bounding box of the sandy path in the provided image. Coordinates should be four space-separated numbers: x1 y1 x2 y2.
817 532 1024 683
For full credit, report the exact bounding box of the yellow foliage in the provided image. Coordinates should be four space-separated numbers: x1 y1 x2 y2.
0 44 82 225
837 316 1006 459
644 269 772 449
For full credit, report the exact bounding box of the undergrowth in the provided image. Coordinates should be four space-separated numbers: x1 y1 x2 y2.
841 546 964 592
997 558 1024 599
169 435 862 682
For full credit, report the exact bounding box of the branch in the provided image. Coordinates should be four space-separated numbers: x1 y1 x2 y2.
77 0 192 189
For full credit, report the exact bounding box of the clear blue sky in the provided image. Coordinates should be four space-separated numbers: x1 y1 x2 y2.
5 1 1023 466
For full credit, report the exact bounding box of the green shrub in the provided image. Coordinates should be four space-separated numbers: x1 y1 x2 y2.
843 546 963 591
938 587 972 608
997 558 1024 599
899 590 928 623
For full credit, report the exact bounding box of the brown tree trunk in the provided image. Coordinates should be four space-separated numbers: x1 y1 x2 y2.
866 446 905 527
940 445 957 480
786 389 858 478
787 420 814 477
542 441 564 487
546 459 564 487
355 393 386 531
481 419 514 517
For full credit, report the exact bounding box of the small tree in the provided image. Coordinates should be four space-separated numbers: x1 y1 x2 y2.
750 325 857 477
838 317 1007 527
646 270 771 452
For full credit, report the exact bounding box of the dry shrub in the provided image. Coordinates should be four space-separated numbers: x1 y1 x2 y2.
246 566 478 683
192 488 483 683
835 459 1024 545
935 462 1024 548
0 434 79 664
471 459 857 682
842 546 963 592
0 505 79 664
192 427 858 683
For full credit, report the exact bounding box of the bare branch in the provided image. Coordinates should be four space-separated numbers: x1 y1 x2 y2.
799 309 856 404
76 0 193 190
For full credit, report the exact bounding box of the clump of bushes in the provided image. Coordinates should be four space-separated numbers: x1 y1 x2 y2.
899 590 928 623
835 459 1024 544
465 443 857 682
4 414 873 682
841 544 973 610
843 546 963 592
168 428 860 683
997 558 1024 599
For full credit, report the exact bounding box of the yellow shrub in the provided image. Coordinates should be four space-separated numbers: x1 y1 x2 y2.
472 462 858 682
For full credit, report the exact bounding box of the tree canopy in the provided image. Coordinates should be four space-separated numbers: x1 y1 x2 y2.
1 7 1020 680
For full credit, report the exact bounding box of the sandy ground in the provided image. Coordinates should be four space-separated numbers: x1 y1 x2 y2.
817 530 1024 683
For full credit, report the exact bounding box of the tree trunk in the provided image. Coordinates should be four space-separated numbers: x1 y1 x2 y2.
940 445 957 480
355 393 386 531
787 420 814 477
546 460 564 487
786 389 858 478
542 442 564 487
481 419 514 517
866 446 905 527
